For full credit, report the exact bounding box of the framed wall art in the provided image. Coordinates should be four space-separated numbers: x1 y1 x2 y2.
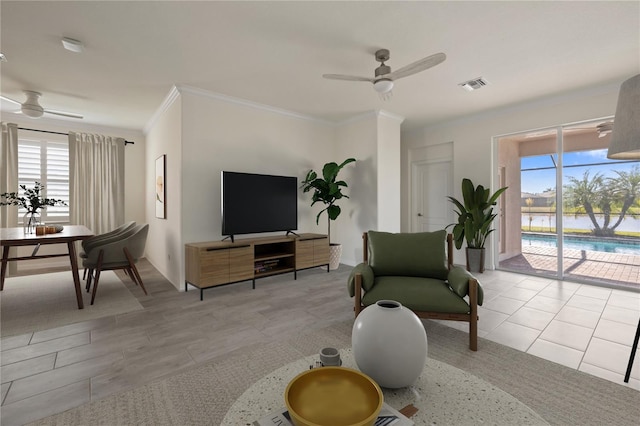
155 154 166 219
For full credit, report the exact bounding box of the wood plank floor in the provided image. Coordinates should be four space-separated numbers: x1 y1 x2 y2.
1 259 354 425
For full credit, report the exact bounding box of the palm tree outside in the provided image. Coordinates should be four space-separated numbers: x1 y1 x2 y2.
564 165 640 237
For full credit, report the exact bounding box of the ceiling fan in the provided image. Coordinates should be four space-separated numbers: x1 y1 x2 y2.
0 90 83 119
323 49 446 100
596 121 614 138
568 121 614 138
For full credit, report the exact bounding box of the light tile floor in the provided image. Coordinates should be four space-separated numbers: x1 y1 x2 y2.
437 269 640 390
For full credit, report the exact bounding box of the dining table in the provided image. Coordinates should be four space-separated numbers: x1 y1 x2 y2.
1 225 94 309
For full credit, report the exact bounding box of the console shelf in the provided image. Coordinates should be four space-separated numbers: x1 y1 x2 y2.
255 252 294 261
255 267 295 279
185 233 329 300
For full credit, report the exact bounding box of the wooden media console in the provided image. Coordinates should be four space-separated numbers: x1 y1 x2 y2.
185 233 329 300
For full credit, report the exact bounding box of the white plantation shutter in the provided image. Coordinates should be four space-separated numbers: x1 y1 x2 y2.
45 141 70 220
17 137 70 223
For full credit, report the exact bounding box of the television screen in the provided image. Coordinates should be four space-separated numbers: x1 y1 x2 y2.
221 171 298 237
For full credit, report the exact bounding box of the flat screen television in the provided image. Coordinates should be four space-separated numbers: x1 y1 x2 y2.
221 171 298 239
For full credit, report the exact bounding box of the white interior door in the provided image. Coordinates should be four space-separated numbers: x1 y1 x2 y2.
411 160 452 232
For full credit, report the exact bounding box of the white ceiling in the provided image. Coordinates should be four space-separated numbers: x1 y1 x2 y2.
1 1 638 132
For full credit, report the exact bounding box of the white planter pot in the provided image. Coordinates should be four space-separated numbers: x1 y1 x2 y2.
352 300 428 388
329 243 342 270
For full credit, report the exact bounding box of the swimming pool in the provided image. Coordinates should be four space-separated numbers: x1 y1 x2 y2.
522 233 640 255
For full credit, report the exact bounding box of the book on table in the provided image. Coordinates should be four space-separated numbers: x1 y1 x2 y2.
252 402 414 426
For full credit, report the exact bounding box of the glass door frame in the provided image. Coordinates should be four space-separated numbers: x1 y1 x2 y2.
493 115 624 282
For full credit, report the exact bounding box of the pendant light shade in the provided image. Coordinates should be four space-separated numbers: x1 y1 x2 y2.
607 74 640 159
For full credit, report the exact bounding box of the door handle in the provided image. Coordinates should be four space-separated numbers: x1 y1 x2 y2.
417 213 423 217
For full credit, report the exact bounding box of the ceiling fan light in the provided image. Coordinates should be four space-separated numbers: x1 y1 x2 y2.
607 74 640 159
374 79 394 94
21 104 44 118
62 37 84 53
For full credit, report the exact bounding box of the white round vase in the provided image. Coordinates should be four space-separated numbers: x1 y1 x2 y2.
352 300 428 389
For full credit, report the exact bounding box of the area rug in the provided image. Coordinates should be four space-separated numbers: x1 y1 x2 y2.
28 319 639 426
1 271 143 337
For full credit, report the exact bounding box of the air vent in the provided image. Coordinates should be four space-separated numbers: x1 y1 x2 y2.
458 77 489 91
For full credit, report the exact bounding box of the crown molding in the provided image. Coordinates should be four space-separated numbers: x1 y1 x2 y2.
377 109 405 123
174 84 333 126
336 109 405 127
336 111 377 126
143 85 408 134
143 85 181 135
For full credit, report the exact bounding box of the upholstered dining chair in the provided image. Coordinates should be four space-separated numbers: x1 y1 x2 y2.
81 221 137 281
83 223 149 305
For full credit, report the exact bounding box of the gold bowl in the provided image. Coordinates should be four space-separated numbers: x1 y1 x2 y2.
284 366 383 426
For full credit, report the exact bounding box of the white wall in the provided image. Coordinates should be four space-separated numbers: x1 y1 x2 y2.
334 113 378 266
144 92 182 285
401 82 621 269
334 110 403 267
179 88 335 243
376 111 403 233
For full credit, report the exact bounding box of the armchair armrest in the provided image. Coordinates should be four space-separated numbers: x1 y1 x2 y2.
347 263 375 297
447 266 484 306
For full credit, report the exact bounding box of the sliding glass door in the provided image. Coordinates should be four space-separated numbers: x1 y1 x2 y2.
498 119 640 289
520 151 559 277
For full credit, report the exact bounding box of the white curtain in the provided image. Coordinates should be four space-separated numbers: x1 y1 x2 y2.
1 123 19 275
69 132 125 234
0 123 19 229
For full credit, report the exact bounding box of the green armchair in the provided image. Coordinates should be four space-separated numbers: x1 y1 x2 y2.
348 230 484 351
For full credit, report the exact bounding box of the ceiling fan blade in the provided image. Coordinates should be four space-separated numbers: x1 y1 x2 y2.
0 94 22 105
44 109 83 119
387 52 446 80
323 74 374 82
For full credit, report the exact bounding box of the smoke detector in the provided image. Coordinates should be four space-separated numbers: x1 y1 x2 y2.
459 77 489 91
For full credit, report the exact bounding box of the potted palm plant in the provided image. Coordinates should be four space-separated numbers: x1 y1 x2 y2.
447 178 507 273
301 158 356 270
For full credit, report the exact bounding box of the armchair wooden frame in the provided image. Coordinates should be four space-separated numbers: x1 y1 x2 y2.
87 246 148 305
354 232 480 351
83 224 149 305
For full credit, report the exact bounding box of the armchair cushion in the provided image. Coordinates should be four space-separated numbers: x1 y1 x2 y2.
448 266 484 305
368 230 448 280
361 276 472 313
347 263 375 297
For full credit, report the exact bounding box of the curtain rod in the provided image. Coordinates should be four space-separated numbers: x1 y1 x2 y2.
17 127 135 145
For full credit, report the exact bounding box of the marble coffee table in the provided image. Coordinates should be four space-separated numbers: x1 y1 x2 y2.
222 348 548 425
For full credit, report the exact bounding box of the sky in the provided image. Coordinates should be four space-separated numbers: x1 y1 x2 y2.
521 149 640 194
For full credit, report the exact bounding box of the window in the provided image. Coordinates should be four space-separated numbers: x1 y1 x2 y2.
18 132 70 223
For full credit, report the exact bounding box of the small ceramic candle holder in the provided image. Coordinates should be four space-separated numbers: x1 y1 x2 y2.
319 347 341 366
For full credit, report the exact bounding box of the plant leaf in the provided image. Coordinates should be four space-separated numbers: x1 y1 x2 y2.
327 204 341 220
